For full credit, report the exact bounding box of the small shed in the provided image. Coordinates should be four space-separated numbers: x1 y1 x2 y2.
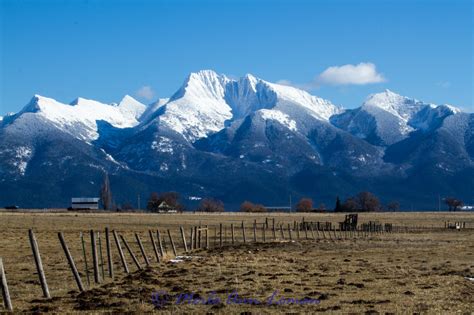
71 197 100 210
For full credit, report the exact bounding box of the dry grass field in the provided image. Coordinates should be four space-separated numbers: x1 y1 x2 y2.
0 211 473 313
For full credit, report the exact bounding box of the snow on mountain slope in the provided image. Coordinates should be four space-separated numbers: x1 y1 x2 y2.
259 109 298 131
266 81 341 121
116 95 147 121
330 90 459 146
143 70 341 142
363 89 428 121
4 95 145 141
155 70 233 142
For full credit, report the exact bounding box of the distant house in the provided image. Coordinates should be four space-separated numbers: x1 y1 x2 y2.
70 197 100 210
154 201 177 213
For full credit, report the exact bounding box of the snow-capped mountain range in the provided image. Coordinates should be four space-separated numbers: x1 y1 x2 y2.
1 70 472 209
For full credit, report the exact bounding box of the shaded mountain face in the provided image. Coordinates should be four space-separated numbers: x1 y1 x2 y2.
0 70 472 210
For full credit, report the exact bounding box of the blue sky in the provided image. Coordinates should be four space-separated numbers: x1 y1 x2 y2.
0 0 472 114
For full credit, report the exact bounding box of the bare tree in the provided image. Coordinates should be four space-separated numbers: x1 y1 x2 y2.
356 191 381 212
199 198 225 212
445 197 463 211
240 201 266 213
387 201 400 212
100 172 112 210
296 198 313 212
342 197 358 211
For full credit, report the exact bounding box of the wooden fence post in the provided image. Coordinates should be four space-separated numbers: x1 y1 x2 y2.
0 258 13 311
90 230 101 284
167 230 177 257
180 227 188 253
28 229 50 298
190 227 194 251
288 224 292 241
98 232 105 279
120 235 142 271
309 225 315 240
58 232 84 292
213 226 217 248
198 225 202 249
253 220 257 242
105 228 114 278
219 223 223 247
194 226 198 249
241 221 246 244
156 231 165 257
112 230 129 274
80 232 90 286
272 218 276 240
135 233 150 266
231 224 235 244
149 230 161 263
205 225 209 249
262 223 266 242
280 224 284 240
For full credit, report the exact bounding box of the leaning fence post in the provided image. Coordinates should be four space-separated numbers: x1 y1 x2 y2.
105 228 114 278
81 232 91 286
149 230 161 263
262 223 266 242
90 230 101 284
135 233 150 266
28 229 50 298
241 221 246 244
288 224 293 241
58 232 84 292
180 227 188 253
168 230 178 257
120 235 142 270
112 230 129 274
0 257 13 311
156 231 165 257
280 224 284 240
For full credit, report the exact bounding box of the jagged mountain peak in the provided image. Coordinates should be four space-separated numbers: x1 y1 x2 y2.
363 90 429 121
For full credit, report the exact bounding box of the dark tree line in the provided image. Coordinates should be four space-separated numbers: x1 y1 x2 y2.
334 192 381 212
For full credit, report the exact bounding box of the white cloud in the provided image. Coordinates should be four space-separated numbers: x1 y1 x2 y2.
316 62 386 86
277 62 386 90
136 85 155 100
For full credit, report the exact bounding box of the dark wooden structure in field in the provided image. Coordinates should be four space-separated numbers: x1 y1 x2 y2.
339 214 358 231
